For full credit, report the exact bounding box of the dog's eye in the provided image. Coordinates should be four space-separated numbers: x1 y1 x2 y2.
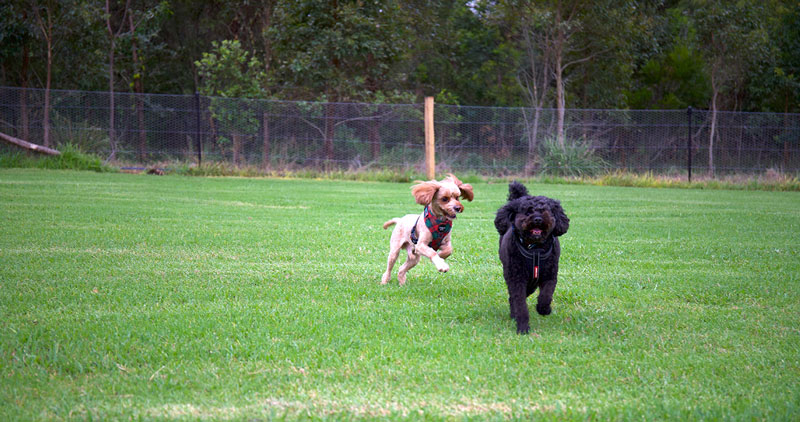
440 197 449 202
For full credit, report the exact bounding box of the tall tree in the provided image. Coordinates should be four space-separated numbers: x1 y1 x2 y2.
268 0 406 162
0 2 35 140
400 1 521 106
498 0 634 170
690 0 770 176
626 7 710 109
104 0 132 161
196 39 266 166
116 0 171 160
29 0 62 147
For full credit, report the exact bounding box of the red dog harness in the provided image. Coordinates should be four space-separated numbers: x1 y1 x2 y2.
410 206 452 251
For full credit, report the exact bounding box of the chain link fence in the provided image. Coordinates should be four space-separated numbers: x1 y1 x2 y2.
1 86 798 176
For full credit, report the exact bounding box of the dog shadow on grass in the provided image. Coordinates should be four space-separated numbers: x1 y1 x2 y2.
455 287 623 338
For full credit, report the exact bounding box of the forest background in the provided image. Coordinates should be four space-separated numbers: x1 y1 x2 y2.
2 0 799 116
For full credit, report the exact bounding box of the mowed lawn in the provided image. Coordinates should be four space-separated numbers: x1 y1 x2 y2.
1 168 799 421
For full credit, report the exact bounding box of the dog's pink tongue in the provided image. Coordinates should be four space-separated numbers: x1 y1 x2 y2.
531 229 542 236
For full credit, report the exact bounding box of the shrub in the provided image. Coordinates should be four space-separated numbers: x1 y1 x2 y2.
537 136 609 177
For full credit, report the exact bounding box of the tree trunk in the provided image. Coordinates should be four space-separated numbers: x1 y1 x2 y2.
524 106 542 174
324 102 335 164
708 87 718 177
107 37 117 161
554 10 566 147
369 118 380 161
261 112 270 169
105 0 131 162
784 97 790 170
134 89 146 161
130 13 146 161
232 132 242 166
20 44 30 142
43 26 52 148
106 0 118 162
555 54 566 147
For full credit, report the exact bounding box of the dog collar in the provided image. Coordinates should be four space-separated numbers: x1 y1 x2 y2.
410 206 452 251
513 228 554 284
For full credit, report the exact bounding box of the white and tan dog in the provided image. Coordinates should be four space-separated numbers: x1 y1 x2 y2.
381 174 474 285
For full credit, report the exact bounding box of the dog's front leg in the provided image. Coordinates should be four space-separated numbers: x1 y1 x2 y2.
437 241 452 260
414 231 449 272
536 277 557 316
415 243 449 272
507 280 530 334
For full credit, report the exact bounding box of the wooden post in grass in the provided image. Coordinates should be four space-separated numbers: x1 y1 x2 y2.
424 96 435 180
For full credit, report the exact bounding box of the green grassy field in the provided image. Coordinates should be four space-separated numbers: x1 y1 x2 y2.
1 169 799 420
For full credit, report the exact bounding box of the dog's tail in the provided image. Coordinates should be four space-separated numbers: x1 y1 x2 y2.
508 181 529 201
382 218 400 230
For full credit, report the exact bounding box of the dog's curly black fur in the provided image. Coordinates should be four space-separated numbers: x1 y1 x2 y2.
494 181 569 334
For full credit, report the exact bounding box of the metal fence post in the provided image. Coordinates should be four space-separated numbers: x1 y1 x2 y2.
687 106 693 183
195 92 202 166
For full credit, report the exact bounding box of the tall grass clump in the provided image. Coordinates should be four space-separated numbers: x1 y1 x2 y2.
537 136 609 177
0 144 114 172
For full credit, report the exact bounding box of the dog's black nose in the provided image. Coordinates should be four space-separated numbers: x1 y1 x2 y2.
533 216 543 224
454 205 463 213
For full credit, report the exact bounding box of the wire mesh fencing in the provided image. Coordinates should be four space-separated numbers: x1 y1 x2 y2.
1 86 798 176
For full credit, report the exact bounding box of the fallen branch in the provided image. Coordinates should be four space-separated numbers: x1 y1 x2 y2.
0 131 60 155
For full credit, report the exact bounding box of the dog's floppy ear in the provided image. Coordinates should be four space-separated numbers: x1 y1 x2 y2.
549 198 570 237
457 181 474 201
411 180 440 205
494 200 517 236
444 173 473 201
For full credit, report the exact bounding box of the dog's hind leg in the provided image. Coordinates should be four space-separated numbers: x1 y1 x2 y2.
397 246 421 286
381 243 403 285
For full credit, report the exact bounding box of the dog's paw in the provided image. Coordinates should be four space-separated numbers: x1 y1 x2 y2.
516 324 530 335
432 256 449 272
536 303 552 316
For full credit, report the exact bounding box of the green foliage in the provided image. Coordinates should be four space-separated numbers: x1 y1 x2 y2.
196 39 265 100
196 39 266 156
537 137 609 177
268 0 405 102
748 2 800 112
115 0 173 90
627 43 710 109
2 1 799 113
0 2 32 62
689 0 773 108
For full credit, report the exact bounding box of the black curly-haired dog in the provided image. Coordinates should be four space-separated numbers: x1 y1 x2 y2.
494 181 569 334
